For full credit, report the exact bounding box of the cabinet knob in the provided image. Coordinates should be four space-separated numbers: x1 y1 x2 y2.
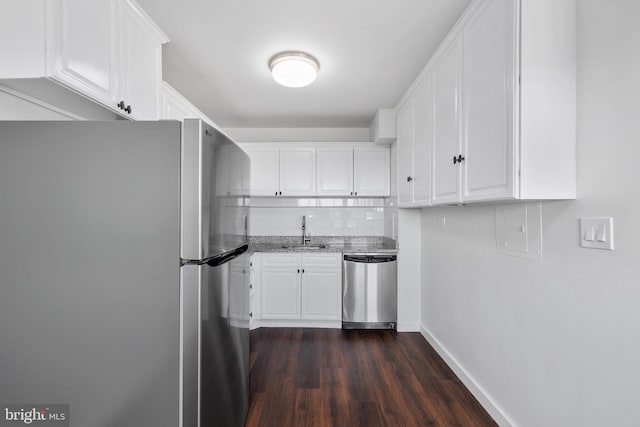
453 154 465 164
249 284 253 289
125 105 132 114
117 100 125 110
302 269 305 273
407 176 413 182
350 191 353 196
249 312 253 318
279 191 282 196
297 269 300 273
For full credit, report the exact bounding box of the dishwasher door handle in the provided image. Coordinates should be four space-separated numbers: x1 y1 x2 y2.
343 254 397 263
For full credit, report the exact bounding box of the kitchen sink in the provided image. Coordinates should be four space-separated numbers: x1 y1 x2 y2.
280 244 327 250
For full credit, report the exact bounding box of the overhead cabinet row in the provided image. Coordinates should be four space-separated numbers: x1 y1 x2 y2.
241 144 390 197
397 0 576 207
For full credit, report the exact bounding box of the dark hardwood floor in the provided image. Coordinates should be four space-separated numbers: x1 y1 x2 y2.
245 328 497 427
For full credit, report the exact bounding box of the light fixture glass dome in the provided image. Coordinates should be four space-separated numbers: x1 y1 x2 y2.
269 52 319 88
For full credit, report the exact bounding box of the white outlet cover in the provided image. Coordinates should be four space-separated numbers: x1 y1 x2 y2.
580 217 614 250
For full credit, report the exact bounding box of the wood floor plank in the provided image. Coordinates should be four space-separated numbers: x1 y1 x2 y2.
246 328 497 427
320 367 352 426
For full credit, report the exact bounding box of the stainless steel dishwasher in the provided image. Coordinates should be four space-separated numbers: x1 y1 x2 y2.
342 253 397 330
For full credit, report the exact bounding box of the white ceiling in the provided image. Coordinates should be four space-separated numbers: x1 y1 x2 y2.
136 0 471 128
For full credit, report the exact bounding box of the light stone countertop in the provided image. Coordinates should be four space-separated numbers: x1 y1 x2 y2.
249 236 398 254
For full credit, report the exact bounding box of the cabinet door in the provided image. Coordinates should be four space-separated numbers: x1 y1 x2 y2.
261 269 300 319
118 0 163 120
50 0 117 105
396 98 414 205
214 144 244 197
317 148 354 196
462 0 516 201
412 75 433 205
354 148 390 197
228 260 249 325
245 148 279 196
431 35 463 205
279 148 316 196
301 268 341 320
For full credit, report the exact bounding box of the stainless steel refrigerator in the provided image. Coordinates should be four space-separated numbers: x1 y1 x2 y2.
0 119 250 427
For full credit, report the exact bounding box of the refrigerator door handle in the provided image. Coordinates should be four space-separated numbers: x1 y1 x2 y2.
181 244 249 267
205 245 249 267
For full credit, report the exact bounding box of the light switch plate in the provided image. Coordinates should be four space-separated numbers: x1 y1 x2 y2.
580 217 614 250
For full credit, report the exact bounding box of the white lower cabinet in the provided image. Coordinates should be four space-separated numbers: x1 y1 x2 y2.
228 255 250 328
261 254 301 319
256 252 342 328
300 255 342 320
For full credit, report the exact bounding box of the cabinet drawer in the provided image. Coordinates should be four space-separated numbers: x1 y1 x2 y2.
301 253 341 269
261 253 300 268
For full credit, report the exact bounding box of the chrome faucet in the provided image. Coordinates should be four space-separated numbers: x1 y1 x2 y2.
302 215 311 246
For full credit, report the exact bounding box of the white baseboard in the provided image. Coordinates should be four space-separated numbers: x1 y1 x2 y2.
253 319 341 329
419 324 515 427
397 321 420 332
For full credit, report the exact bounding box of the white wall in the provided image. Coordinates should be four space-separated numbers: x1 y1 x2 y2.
0 86 77 120
419 1 640 425
397 208 421 332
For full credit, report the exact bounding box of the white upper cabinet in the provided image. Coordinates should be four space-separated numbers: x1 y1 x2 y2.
215 144 246 197
244 147 279 196
412 77 433 204
462 0 515 202
317 147 390 197
353 148 390 197
317 148 354 196
243 143 390 198
117 0 166 120
279 148 316 196
0 0 168 120
431 35 463 205
242 146 316 197
49 0 117 107
397 75 433 207
397 98 414 205
396 0 576 207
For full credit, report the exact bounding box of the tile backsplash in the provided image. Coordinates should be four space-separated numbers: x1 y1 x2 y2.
249 197 391 237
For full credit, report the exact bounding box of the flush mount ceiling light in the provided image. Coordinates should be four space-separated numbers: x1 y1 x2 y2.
269 51 319 88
